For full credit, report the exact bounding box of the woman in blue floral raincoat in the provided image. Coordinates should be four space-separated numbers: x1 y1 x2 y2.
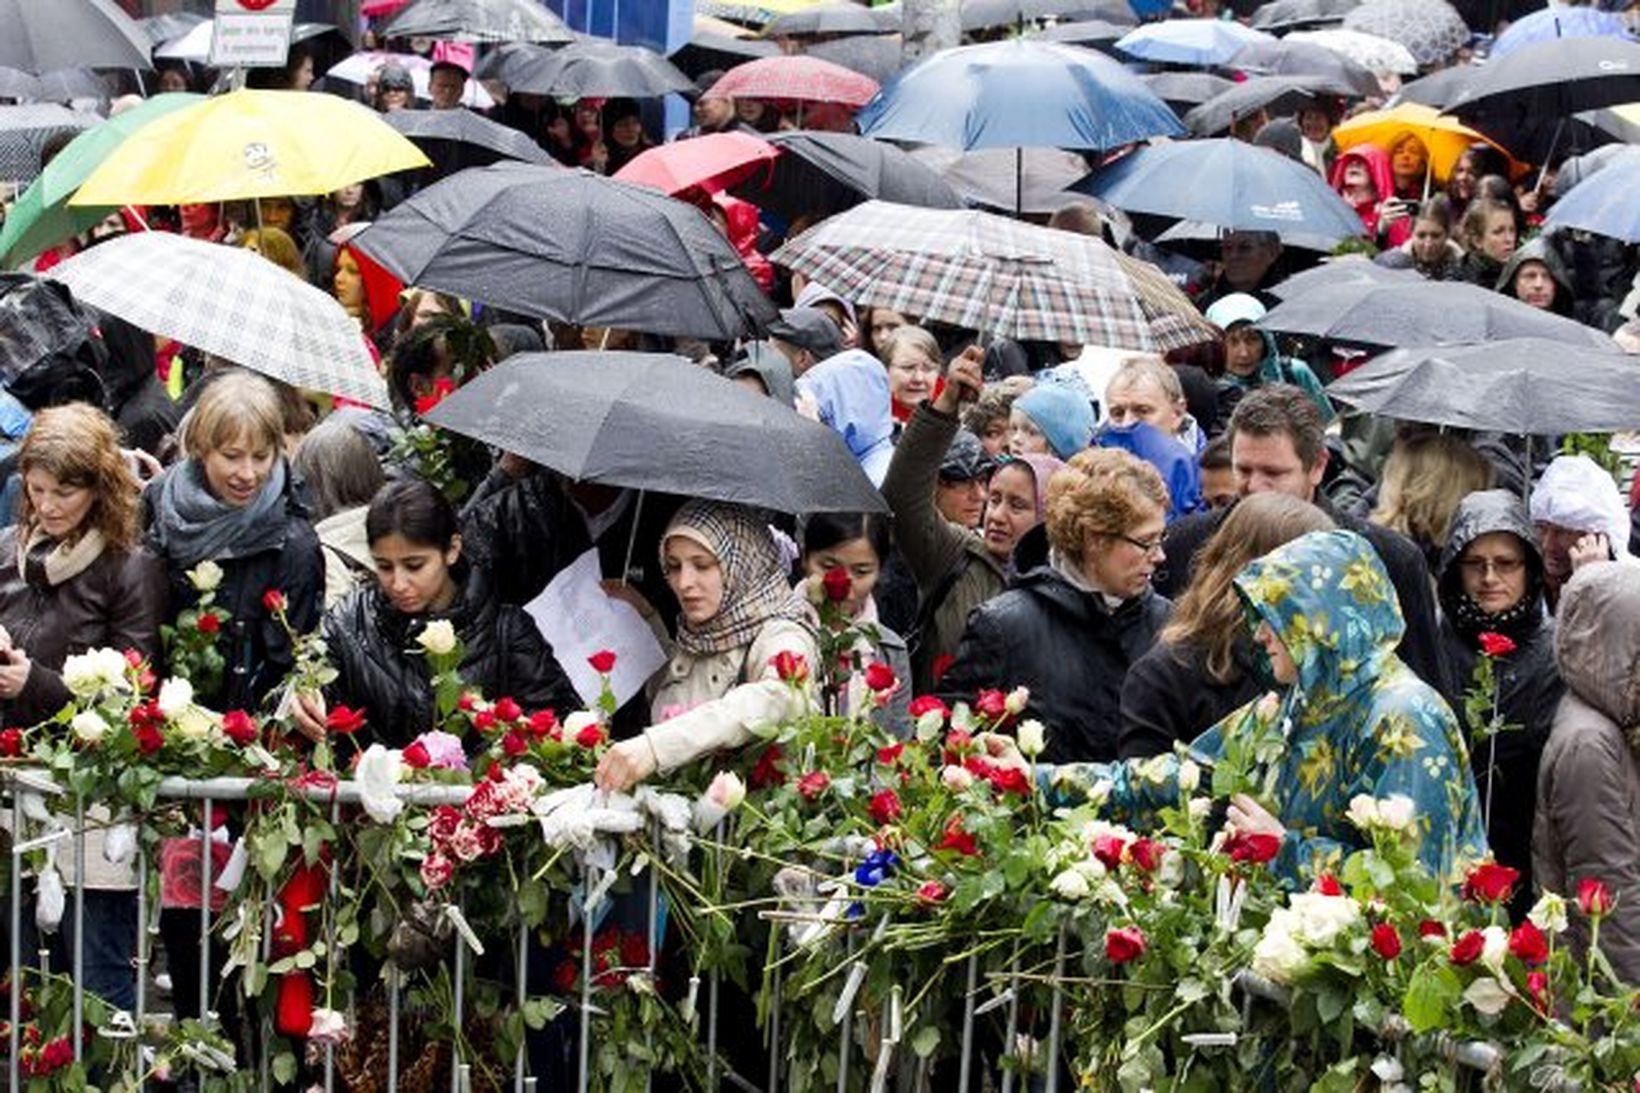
1044 529 1488 884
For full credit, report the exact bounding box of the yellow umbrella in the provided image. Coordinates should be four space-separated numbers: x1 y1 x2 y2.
1332 103 1519 184
71 90 430 207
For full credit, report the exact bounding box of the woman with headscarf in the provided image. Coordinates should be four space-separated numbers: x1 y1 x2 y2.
593 500 819 791
1434 490 1563 920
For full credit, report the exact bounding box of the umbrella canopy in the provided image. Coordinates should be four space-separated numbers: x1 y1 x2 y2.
1326 338 1640 433
1287 28 1419 74
906 145 1092 214
1267 257 1418 299
1115 19 1271 67
1228 39 1380 98
961 0 1135 30
1332 103 1516 183
324 52 496 109
351 163 776 341
70 90 430 206
1183 75 1336 136
728 129 960 220
1490 6 1633 59
1342 0 1468 66
379 0 575 43
767 3 885 35
1078 138 1365 247
1393 63 1469 107
474 40 694 98
0 105 96 185
1542 146 1640 244
1250 0 1360 32
805 35 905 83
1259 280 1616 348
137 11 206 45
857 39 1182 151
46 232 388 408
668 31 779 78
1140 71 1236 111
1445 38 1640 161
615 130 779 195
708 54 880 106
425 351 887 514
384 107 553 176
1034 19 1131 47
770 199 1216 349
0 93 202 269
0 0 150 74
18 69 110 104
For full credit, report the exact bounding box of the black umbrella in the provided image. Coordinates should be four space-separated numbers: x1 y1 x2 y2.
667 32 779 79
1327 338 1640 433
379 0 575 43
384 108 553 177
1446 38 1640 161
424 351 887 514
0 0 151 73
1394 65 1469 109
1259 280 1616 349
475 40 693 98
1184 75 1336 136
1140 71 1236 112
1250 0 1359 31
729 130 961 220
351 163 776 341
768 3 886 36
1267 258 1418 299
805 35 905 83
909 145 1095 214
1227 40 1380 98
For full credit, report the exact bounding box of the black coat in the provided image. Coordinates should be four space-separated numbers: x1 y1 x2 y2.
1118 638 1264 761
321 569 580 748
938 564 1171 764
1156 497 1448 690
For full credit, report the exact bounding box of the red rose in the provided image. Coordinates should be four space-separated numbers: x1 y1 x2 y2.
403 741 431 769
413 377 456 417
1371 923 1402 960
134 722 164 754
907 695 947 718
1105 926 1147 965
123 648 144 669
587 650 617 674
0 728 23 758
868 789 902 826
863 661 898 693
473 710 497 732
325 705 367 735
915 880 948 905
618 930 649 971
1462 861 1519 905
1449 929 1485 966
493 697 523 723
797 770 831 801
502 731 529 757
821 566 852 603
1313 874 1343 896
931 654 955 684
936 815 979 856
221 710 259 746
770 650 810 683
428 805 461 842
987 766 1031 796
1092 833 1128 870
1509 921 1548 965
1225 830 1282 865
261 589 287 613
1525 970 1550 1014
1476 631 1517 658
876 742 905 765
1577 877 1614 918
945 728 973 756
750 745 786 789
457 692 478 712
1128 837 1164 873
1418 919 1447 939
574 723 607 749
528 710 560 740
197 612 221 634
974 689 1008 721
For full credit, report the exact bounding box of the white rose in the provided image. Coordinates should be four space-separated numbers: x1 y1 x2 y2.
1016 719 1047 758
170 705 214 741
70 710 111 746
940 765 975 791
1252 912 1308 985
706 771 745 811
62 648 130 699
1376 795 1416 832
187 560 224 594
356 745 405 824
1345 794 1380 832
417 619 458 657
1187 796 1212 821
1004 686 1030 716
914 708 944 742
1462 975 1512 1017
1138 754 1173 786
1527 892 1568 935
950 703 975 734
157 677 194 719
1050 868 1091 901
1479 925 1509 972
1288 892 1361 947
1177 759 1201 794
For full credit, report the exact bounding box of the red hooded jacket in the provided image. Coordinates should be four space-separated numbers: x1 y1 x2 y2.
1329 144 1410 249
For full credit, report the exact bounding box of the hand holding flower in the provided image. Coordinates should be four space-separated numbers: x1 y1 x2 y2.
594 736 657 793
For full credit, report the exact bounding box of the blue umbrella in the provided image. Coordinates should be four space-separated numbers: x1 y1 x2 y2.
1490 5 1634 58
1115 19 1272 66
856 39 1183 152
1543 146 1640 243
1074 138 1366 248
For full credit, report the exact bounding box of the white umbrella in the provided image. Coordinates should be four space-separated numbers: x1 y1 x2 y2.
47 232 390 409
1288 28 1419 75
324 51 495 109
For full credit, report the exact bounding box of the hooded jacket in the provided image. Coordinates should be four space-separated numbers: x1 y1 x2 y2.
795 350 895 487
1211 328 1334 433
1435 490 1563 916
1496 236 1575 318
1535 562 1640 984
1329 144 1409 247
1058 530 1488 885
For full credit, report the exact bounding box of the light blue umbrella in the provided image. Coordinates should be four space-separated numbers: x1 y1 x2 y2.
1542 146 1640 244
1115 19 1272 67
1490 5 1634 58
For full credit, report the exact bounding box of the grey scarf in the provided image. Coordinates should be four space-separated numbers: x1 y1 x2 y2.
150 459 291 568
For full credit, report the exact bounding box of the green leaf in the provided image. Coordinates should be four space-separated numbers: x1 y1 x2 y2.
272 1052 297 1085
522 997 565 1029
1402 962 1460 1034
910 1025 940 1058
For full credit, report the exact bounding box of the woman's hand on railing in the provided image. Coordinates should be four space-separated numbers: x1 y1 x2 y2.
290 690 328 744
0 645 31 700
594 736 657 793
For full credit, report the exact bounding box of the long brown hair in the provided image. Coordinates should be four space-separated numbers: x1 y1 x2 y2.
16 403 141 551
1160 493 1335 683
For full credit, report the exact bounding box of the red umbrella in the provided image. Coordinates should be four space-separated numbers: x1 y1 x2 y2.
362 0 412 16
710 55 880 107
613 130 779 196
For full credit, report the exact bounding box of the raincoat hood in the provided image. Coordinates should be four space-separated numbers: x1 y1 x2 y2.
1554 561 1640 728
1329 144 1395 212
795 349 894 486
1437 488 1544 586
1530 454 1632 550
1495 236 1573 316
1235 529 1403 702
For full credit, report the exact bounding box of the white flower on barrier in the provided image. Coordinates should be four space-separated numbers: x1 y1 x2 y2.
62 647 130 699
1462 975 1513 1016
35 862 64 933
693 771 746 833
71 710 111 746
1252 890 1364 984
157 676 195 718
103 819 137 866
1479 924 1509 972
308 1007 350 1044
1050 867 1092 901
532 783 645 854
356 745 405 824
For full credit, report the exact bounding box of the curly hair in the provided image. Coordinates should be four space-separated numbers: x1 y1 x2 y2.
1044 448 1169 566
962 376 1033 437
1159 493 1334 683
16 403 141 552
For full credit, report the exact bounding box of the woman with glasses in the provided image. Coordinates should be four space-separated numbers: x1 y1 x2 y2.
1434 490 1563 918
937 448 1172 763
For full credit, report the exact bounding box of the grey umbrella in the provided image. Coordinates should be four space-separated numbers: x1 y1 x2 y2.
379 0 575 44
0 105 96 183
1035 19 1131 49
667 32 779 79
137 12 207 46
28 69 110 104
475 40 693 98
1259 280 1616 349
350 163 776 341
0 0 151 73
1184 75 1337 136
1140 71 1236 112
424 351 887 514
384 108 553 176
1227 39 1380 98
768 3 886 36
1327 338 1640 433
963 0 1135 30
1250 0 1359 32
1393 64 1469 108
729 130 961 220
909 145 1094 214
806 36 905 83
1267 258 1418 299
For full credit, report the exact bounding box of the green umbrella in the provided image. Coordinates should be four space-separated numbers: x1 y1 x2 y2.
0 92 201 269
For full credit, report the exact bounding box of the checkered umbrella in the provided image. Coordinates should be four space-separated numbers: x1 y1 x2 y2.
0 105 95 184
47 233 389 409
770 200 1216 350
709 56 880 107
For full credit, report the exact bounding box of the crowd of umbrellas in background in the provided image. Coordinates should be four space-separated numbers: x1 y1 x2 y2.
0 0 1639 492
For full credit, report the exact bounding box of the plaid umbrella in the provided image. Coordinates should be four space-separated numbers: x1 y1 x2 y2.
709 55 880 106
770 200 1215 349
0 105 95 184
379 0 575 43
46 233 389 408
1341 0 1468 67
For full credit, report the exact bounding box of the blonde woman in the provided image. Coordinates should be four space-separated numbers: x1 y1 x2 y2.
1371 431 1494 570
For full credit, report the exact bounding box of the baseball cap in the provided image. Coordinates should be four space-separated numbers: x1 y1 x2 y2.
939 430 996 483
1204 293 1268 331
767 307 845 360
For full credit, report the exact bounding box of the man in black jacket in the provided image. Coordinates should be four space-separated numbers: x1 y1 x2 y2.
1154 384 1449 690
